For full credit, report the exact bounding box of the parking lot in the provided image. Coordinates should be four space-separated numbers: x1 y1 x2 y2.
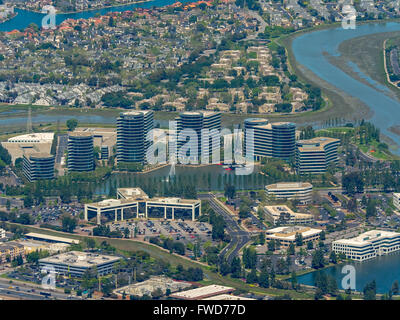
108 219 212 241
30 205 82 224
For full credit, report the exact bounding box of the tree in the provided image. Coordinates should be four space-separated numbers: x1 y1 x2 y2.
66 119 78 131
246 269 258 284
231 257 242 278
267 240 275 252
242 247 257 269
312 250 325 269
295 233 303 246
288 243 295 255
392 280 399 295
224 184 236 200
61 214 77 233
258 270 269 288
329 251 337 264
85 237 96 249
290 271 298 290
363 280 376 300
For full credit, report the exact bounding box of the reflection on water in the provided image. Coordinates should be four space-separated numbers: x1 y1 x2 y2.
297 251 400 293
95 164 264 195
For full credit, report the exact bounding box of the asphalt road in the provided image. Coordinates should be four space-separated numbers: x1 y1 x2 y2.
199 193 251 264
0 278 80 300
56 134 68 164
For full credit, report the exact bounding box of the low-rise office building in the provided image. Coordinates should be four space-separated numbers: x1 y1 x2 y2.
114 276 192 299
296 137 340 175
265 182 313 204
39 251 121 277
170 285 234 300
263 205 314 225
84 187 201 224
332 230 400 261
265 226 322 247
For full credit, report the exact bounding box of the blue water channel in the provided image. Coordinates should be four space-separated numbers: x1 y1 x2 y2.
292 22 400 154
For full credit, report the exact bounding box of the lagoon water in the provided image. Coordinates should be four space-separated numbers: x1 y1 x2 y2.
297 251 400 294
292 23 400 154
0 1 192 32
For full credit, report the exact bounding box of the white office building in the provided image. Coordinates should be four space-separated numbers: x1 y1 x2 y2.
84 187 201 224
332 230 400 261
265 182 313 204
263 205 314 225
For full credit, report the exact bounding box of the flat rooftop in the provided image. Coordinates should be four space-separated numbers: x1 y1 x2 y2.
87 198 138 209
114 276 192 297
297 137 340 152
170 285 234 300
68 132 93 137
25 232 80 244
266 182 313 190
266 226 322 240
264 205 312 219
117 187 149 200
202 294 256 300
148 197 200 205
39 251 121 268
334 230 400 246
7 132 54 143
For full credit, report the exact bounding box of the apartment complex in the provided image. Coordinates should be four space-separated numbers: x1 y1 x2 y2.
0 242 25 264
0 228 5 239
265 182 313 204
117 110 154 164
332 230 400 261
393 193 400 211
296 137 340 174
67 132 94 172
265 226 322 247
244 118 296 160
263 205 314 225
175 111 221 163
84 187 201 224
22 153 55 182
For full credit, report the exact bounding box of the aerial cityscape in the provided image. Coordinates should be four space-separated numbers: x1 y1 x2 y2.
0 0 400 308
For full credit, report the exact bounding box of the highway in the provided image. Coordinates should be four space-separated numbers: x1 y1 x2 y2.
199 194 251 264
0 278 80 300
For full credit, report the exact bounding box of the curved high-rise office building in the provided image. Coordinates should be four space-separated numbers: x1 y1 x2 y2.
23 153 55 182
67 132 94 172
296 137 340 174
244 118 295 160
175 111 221 163
117 110 154 164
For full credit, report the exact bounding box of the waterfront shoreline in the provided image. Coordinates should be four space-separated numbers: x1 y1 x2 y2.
13 0 153 16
